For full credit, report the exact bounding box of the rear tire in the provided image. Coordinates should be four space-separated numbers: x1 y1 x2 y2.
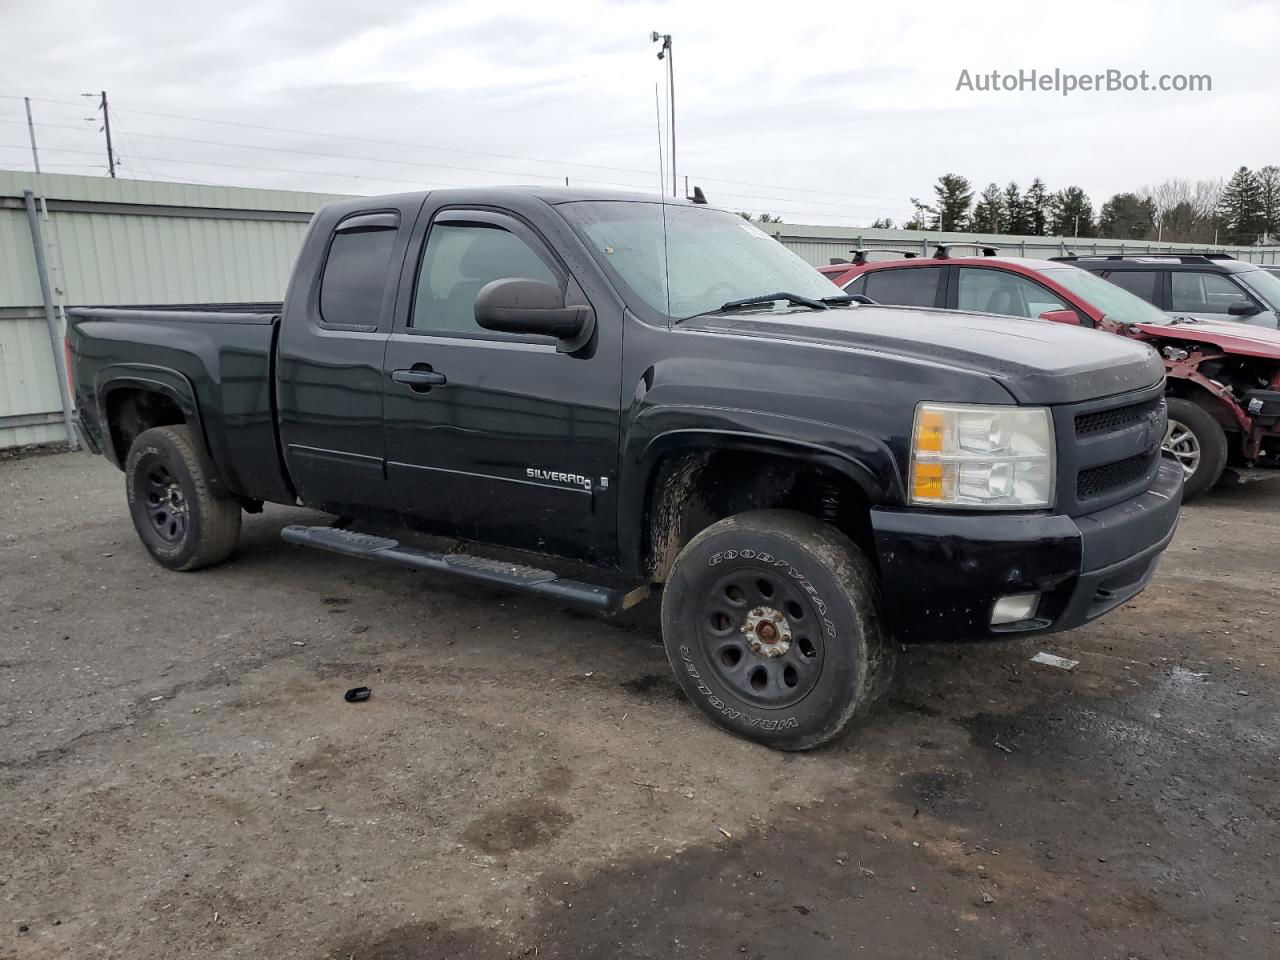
660 510 893 751
124 425 241 571
1164 397 1228 501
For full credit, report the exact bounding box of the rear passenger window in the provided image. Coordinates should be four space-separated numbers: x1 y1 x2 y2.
319 217 399 327
1104 270 1160 305
843 275 867 296
862 267 943 308
412 223 558 334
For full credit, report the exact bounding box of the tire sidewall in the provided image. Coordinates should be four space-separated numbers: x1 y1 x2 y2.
125 432 205 569
661 521 869 749
1166 397 1227 500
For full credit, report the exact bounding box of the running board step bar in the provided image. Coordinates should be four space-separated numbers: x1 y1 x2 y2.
281 525 644 613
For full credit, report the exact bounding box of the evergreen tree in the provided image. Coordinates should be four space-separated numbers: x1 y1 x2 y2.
931 173 974 231
970 182 1004 233
1024 178 1052 235
869 217 895 229
1050 186 1094 238
1002 182 1030 234
1217 166 1265 244
1256 165 1280 238
1098 192 1156 240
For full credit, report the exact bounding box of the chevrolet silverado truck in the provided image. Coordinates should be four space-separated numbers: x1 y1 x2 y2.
67 187 1182 750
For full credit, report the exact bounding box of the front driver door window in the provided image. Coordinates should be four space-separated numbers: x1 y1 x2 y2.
1170 272 1255 317
957 268 1068 318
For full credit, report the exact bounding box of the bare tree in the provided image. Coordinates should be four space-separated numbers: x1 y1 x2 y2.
1140 178 1222 244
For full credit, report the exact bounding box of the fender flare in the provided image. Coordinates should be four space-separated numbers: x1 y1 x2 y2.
620 420 905 579
94 365 218 485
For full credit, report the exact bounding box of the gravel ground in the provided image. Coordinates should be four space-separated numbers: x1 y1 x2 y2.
2 450 1277 959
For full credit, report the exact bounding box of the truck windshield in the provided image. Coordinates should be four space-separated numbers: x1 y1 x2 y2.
558 200 844 322
1038 265 1173 326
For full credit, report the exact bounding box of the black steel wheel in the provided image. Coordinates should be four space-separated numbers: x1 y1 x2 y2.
701 566 826 710
124 425 241 571
661 509 894 750
140 461 190 544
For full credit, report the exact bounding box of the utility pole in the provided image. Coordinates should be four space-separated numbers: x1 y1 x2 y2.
101 91 116 177
652 32 674 196
24 97 41 173
84 90 116 176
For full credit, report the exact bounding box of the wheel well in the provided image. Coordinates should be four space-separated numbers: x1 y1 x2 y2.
644 447 875 583
1165 379 1239 434
106 388 186 463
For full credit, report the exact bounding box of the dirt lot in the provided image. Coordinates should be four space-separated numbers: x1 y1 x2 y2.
2 451 1277 959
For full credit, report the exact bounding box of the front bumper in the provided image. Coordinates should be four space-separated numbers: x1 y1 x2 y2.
870 457 1183 643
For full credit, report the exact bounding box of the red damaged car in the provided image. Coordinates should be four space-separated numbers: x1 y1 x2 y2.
820 248 1280 499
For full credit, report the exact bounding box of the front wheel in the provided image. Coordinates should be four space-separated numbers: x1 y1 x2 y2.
1164 397 1228 501
124 425 241 570
660 510 894 750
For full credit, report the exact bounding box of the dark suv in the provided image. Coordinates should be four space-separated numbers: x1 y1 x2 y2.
1051 254 1280 329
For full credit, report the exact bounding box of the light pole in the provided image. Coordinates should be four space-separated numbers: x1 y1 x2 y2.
651 31 674 197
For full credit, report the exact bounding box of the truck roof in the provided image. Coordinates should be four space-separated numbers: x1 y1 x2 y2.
322 186 698 215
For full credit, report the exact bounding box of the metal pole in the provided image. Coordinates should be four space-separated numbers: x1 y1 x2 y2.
101 91 116 178
667 39 676 197
24 97 41 173
22 190 78 449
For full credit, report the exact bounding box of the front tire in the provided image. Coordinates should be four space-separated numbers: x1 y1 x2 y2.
124 425 241 570
660 510 893 750
1164 397 1228 501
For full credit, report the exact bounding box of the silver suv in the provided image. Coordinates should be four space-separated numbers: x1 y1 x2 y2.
1051 254 1280 328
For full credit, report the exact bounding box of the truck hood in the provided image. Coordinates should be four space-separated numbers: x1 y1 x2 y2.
682 304 1164 405
1134 318 1280 360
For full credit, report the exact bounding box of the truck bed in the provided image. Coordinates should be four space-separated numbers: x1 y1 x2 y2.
67 304 292 505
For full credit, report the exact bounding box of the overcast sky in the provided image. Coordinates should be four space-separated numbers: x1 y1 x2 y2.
1 0 1277 225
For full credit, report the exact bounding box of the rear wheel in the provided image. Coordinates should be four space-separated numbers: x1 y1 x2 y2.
124 425 241 570
660 510 893 750
1164 397 1228 501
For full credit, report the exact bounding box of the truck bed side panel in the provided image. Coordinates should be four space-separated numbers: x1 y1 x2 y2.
70 309 293 505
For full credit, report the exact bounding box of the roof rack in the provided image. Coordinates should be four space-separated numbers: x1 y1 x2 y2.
933 243 998 259
1050 253 1238 265
850 248 919 265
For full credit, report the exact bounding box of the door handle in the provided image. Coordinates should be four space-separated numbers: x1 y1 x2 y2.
392 368 447 391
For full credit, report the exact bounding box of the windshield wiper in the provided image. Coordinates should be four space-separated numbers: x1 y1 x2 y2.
1168 315 1202 325
820 294 872 306
719 291 828 311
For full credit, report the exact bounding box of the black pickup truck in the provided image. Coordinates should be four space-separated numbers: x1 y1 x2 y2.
67 187 1182 749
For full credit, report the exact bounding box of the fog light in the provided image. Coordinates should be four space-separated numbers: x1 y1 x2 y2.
991 593 1039 625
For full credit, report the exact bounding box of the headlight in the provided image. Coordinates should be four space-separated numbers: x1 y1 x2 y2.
909 403 1055 509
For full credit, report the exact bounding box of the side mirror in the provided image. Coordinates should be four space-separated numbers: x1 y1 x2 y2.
1039 308 1082 325
1227 300 1261 317
474 278 592 340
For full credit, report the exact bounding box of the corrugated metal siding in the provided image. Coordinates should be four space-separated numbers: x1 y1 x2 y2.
0 421 63 448
0 313 61 414
0 170 349 449
36 210 310 305
0 170 338 214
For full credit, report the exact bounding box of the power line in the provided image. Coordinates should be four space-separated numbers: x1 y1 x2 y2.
0 120 911 214
4 93 917 206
